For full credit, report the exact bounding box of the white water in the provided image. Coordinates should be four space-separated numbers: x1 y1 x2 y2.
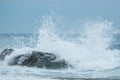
36 16 120 71
1 16 120 79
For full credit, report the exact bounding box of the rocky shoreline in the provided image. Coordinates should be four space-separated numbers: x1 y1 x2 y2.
0 48 70 69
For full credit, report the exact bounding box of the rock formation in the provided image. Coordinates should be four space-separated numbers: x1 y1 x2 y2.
0 48 69 69
0 48 14 60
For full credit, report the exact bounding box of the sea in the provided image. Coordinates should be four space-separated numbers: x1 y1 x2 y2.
0 16 120 80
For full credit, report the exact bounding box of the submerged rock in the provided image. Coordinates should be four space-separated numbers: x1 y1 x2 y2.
9 51 69 69
0 48 14 61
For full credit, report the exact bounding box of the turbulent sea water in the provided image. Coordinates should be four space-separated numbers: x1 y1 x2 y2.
1 16 120 80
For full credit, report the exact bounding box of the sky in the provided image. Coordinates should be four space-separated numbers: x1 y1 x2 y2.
0 0 120 33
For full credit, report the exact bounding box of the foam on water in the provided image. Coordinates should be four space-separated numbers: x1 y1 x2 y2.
1 15 120 79
35 16 120 71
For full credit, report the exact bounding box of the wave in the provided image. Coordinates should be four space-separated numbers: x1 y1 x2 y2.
1 15 120 71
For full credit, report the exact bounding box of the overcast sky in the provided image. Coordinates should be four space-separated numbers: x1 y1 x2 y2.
0 0 120 33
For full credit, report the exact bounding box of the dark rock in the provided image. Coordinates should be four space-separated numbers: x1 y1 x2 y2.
9 54 31 66
9 51 69 69
44 59 69 69
0 48 14 61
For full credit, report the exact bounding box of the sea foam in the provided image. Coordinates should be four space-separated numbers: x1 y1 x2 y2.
2 15 120 71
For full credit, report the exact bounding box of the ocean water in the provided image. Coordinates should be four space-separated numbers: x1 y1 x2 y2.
1 16 120 80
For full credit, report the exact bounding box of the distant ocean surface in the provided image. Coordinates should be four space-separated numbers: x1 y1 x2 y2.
1 16 120 80
0 33 120 50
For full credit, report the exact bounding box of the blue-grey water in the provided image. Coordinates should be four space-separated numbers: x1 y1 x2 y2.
1 17 120 80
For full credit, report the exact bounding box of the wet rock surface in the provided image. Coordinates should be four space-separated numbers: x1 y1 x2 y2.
0 48 69 69
0 48 14 61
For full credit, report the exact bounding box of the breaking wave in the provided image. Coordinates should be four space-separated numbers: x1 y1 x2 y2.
1 15 120 72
